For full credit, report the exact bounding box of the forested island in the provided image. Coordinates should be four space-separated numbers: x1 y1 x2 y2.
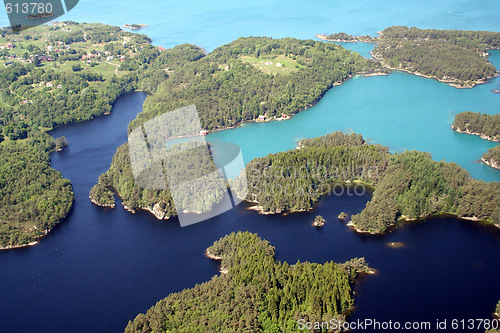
315 33 375 43
90 36 382 213
320 26 500 88
0 22 158 247
452 111 500 169
125 232 372 332
234 132 500 234
123 24 147 30
452 111 500 142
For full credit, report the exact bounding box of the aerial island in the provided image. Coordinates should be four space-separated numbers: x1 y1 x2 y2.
125 231 372 332
452 111 500 169
123 24 148 30
319 26 500 88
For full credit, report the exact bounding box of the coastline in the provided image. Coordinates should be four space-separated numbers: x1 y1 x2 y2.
371 52 499 88
315 34 376 44
90 196 116 208
206 69 384 135
347 212 500 236
481 157 500 170
0 229 48 250
451 125 500 142
205 249 228 274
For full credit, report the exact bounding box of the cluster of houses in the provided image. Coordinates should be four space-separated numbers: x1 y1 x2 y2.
256 113 290 122
2 42 15 50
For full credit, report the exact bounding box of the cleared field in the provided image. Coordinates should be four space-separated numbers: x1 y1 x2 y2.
239 55 305 75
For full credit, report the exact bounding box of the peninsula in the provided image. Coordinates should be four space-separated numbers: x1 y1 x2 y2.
0 22 155 248
125 232 372 332
234 131 500 234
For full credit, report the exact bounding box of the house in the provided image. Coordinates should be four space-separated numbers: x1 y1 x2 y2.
265 61 272 65
58 41 64 46
199 130 208 136
57 84 63 88
47 45 53 50
158 46 166 52
4 61 14 66
276 62 282 67
258 115 266 121
46 82 53 87
106 56 114 61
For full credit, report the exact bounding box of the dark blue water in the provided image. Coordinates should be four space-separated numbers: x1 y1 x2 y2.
0 92 499 333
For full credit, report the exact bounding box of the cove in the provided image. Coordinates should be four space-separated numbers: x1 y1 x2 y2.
0 91 499 333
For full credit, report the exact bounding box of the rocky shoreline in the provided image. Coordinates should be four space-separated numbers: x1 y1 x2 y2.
481 157 500 170
205 250 228 274
451 125 500 142
371 52 498 88
89 197 116 208
0 230 48 250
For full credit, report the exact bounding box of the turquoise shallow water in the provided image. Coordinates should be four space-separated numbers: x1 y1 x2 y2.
209 50 500 182
1 0 500 52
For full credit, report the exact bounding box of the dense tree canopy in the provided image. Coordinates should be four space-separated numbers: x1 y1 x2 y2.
453 111 500 141
0 22 155 245
129 36 381 132
236 132 500 233
124 232 371 332
372 26 500 86
0 136 74 247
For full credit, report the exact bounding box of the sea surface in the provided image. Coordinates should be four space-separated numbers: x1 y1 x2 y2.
0 1 500 332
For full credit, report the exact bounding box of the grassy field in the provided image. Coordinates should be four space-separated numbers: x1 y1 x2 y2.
239 55 306 75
